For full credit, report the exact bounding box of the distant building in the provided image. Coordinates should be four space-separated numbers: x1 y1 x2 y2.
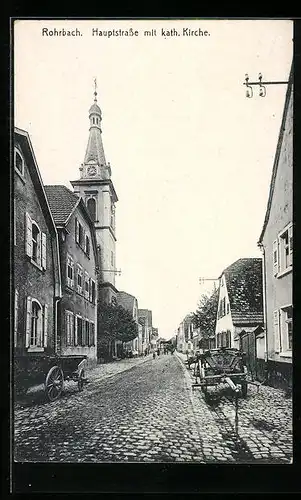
176 314 194 353
45 185 98 366
116 291 140 354
138 309 152 354
14 128 61 365
215 258 264 379
258 67 293 389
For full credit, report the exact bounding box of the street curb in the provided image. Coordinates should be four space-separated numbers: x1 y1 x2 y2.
174 352 206 462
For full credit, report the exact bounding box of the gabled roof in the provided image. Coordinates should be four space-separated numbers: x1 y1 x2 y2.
44 185 80 225
258 62 293 244
117 291 137 313
223 258 263 326
138 309 152 326
44 184 99 261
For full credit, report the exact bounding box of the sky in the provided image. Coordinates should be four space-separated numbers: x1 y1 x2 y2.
14 19 293 339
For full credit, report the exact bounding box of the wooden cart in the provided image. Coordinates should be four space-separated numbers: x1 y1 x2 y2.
192 347 248 398
14 354 88 402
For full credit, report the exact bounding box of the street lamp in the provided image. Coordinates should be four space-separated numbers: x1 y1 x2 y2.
243 73 288 98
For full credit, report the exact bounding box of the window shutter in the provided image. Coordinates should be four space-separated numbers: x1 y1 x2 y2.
43 304 48 347
75 317 78 346
25 212 32 257
25 296 32 347
288 224 293 266
42 232 47 269
75 218 79 243
14 290 19 347
273 240 279 276
273 310 280 353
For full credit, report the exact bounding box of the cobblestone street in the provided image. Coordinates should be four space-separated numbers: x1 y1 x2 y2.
14 352 292 463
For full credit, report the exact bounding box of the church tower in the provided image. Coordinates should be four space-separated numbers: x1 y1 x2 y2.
71 81 118 304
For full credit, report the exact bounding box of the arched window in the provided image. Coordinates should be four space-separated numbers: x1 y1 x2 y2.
15 148 24 176
87 198 96 222
31 300 42 347
32 223 40 264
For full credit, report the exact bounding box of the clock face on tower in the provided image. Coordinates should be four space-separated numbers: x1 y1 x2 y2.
87 165 97 176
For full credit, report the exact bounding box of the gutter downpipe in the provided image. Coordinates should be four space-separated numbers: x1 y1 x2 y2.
258 241 269 382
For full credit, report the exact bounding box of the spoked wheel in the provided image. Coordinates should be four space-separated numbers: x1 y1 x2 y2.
45 366 64 402
78 369 85 392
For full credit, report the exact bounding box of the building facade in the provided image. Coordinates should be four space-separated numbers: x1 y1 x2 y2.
215 258 264 379
138 309 152 354
258 68 293 389
71 87 118 306
45 185 98 367
116 291 140 355
14 128 62 385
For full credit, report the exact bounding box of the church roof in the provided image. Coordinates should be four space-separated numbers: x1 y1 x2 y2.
44 185 80 225
84 126 107 165
223 258 263 326
89 102 101 115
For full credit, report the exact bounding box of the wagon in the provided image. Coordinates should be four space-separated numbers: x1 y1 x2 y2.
192 347 248 398
14 354 88 402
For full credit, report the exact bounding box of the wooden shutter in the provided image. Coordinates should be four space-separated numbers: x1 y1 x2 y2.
14 290 19 347
273 240 279 276
43 304 48 347
75 218 79 243
75 316 78 346
288 224 293 266
42 232 47 269
273 310 280 353
25 296 32 347
25 212 32 257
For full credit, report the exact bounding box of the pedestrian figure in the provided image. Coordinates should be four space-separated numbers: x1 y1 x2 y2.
157 349 160 356
153 351 156 360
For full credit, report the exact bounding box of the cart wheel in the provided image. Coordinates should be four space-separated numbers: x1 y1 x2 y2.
78 369 85 392
241 382 248 398
45 366 64 402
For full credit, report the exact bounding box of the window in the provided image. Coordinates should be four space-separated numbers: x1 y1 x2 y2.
25 213 47 269
90 279 96 304
15 148 24 176
75 218 84 247
14 289 19 347
280 305 293 353
84 272 89 300
25 297 48 349
110 201 115 229
67 255 74 288
87 198 96 222
75 315 83 346
77 265 83 294
83 319 90 346
85 235 90 256
274 223 293 276
226 303 230 315
66 310 74 346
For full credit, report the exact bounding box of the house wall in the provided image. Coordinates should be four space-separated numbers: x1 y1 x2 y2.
262 85 293 373
57 208 97 366
14 143 56 356
215 275 236 348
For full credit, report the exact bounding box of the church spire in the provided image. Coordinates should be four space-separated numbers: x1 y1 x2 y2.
81 79 111 179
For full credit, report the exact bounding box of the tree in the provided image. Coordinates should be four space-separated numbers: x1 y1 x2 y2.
98 303 138 344
192 289 219 348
